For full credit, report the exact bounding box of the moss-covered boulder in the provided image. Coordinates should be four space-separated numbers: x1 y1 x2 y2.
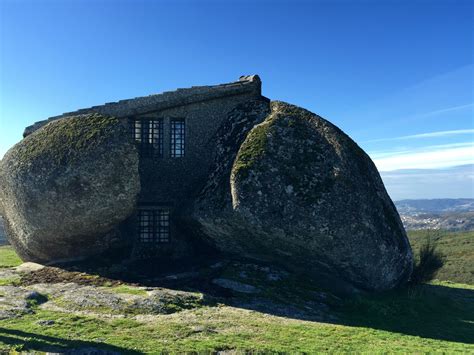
194 101 413 293
0 114 140 264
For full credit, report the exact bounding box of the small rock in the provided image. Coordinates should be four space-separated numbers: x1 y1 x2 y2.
267 273 281 281
14 262 45 273
37 319 55 326
239 271 248 279
191 325 217 334
212 278 259 294
210 262 224 269
164 271 200 280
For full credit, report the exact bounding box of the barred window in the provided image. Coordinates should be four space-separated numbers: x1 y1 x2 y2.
138 209 170 243
170 119 185 157
131 118 163 157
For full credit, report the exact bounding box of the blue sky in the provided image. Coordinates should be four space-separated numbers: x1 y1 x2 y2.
0 0 473 200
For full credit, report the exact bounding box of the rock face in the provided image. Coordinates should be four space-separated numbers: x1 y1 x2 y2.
194 101 413 292
0 114 140 263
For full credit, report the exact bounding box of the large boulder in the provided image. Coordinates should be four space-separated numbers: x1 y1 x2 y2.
0 114 140 263
194 101 413 293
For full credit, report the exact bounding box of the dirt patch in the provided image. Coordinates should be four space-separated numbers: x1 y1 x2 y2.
19 266 132 287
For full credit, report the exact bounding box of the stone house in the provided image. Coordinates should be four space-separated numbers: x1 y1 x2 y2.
23 75 270 259
4 75 413 291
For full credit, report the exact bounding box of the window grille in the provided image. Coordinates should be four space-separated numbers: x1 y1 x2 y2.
137 209 170 243
131 118 163 157
170 119 185 157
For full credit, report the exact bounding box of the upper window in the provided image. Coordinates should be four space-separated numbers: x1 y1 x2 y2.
137 209 170 243
131 118 163 157
170 119 185 158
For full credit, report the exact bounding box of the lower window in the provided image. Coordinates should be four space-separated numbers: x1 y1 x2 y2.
138 209 170 243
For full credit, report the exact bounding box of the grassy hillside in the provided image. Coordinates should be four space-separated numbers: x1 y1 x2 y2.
0 230 473 353
408 230 474 285
0 245 22 268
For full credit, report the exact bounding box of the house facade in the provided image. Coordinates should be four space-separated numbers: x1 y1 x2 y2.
23 75 270 259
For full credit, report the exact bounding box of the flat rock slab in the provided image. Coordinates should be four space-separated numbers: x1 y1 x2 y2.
0 285 44 319
27 282 207 316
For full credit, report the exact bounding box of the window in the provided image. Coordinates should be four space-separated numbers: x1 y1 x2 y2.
170 119 185 157
137 209 170 243
131 118 163 157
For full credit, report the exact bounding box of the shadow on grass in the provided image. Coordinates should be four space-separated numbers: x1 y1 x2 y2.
137 261 474 345
14 253 474 346
336 283 474 344
0 327 141 354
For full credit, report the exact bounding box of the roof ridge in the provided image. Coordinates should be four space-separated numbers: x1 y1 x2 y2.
24 75 262 137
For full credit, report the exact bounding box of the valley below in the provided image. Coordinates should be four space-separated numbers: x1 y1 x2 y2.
395 198 474 231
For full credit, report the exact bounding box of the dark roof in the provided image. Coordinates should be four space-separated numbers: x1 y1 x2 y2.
24 75 262 137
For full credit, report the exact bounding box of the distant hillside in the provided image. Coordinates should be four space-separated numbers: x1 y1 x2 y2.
408 230 474 285
395 199 474 231
395 198 474 215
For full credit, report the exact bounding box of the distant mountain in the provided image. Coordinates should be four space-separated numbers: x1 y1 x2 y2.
394 198 474 231
395 198 474 215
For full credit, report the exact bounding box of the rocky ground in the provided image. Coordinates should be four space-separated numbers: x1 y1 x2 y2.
1 248 473 353
0 257 339 325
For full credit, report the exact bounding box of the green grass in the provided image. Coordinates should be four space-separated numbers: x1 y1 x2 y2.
408 230 474 284
0 245 22 268
0 277 20 286
108 285 148 296
1 281 473 353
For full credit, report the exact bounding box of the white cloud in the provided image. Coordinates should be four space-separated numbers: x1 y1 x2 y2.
380 165 474 200
410 103 474 119
364 128 474 143
370 143 474 171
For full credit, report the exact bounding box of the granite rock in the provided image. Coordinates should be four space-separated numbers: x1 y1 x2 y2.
194 101 413 292
0 114 140 263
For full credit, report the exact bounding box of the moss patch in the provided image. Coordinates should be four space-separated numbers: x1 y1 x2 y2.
232 123 269 179
14 114 120 169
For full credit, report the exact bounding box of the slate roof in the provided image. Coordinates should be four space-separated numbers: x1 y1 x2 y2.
24 75 262 137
